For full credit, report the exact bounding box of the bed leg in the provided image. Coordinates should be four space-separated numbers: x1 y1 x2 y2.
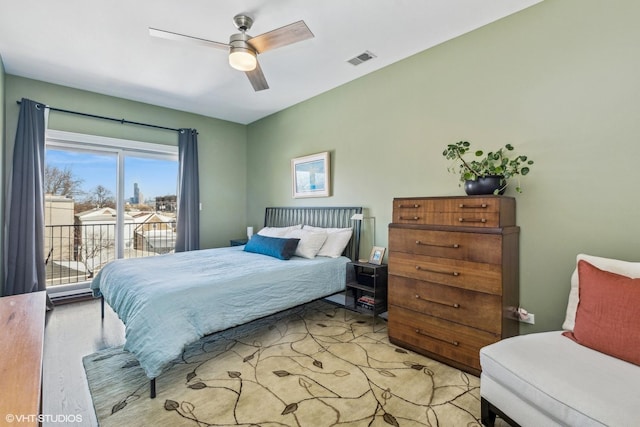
481 397 496 426
101 296 104 319
150 378 156 399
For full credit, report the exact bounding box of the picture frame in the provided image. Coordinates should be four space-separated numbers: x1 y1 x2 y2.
291 151 330 198
368 246 386 265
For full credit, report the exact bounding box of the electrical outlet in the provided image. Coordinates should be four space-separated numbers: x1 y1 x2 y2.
519 312 535 325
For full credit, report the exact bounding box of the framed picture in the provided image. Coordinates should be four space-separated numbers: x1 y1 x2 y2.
291 151 330 198
368 246 386 265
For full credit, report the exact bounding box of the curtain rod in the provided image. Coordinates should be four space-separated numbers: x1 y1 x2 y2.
16 100 181 133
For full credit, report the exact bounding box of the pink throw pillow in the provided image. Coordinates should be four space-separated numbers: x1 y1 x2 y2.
563 260 640 366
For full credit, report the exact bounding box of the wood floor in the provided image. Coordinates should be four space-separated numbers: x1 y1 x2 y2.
42 298 125 427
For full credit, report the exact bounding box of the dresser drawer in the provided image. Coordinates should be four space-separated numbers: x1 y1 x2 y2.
395 211 502 228
388 275 502 334
389 227 502 264
393 196 514 227
388 305 498 371
389 252 502 295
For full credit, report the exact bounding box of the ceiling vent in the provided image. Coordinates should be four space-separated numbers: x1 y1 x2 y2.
347 51 376 66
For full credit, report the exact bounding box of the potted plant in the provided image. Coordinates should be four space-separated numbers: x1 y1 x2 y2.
442 141 534 195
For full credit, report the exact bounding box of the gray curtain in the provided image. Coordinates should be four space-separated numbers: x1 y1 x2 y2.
175 129 200 252
4 98 47 297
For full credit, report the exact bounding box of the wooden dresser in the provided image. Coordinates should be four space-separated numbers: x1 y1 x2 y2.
0 291 46 426
387 196 519 376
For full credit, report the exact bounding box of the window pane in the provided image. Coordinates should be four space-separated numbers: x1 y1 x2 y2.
44 148 117 288
124 157 178 257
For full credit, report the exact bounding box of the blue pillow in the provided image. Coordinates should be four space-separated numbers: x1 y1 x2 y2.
243 234 300 260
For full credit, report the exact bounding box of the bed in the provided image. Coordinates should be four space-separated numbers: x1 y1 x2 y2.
91 206 362 398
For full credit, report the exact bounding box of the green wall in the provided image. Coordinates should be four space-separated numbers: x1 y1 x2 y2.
247 0 640 333
3 75 248 254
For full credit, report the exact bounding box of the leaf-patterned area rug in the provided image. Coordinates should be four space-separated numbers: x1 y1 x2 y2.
83 300 482 426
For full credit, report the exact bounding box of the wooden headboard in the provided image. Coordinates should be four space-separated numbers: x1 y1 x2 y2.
264 206 363 261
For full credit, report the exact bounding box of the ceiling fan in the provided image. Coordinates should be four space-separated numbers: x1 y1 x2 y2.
149 15 314 91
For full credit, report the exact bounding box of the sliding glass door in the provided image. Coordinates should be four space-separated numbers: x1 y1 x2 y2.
44 131 178 295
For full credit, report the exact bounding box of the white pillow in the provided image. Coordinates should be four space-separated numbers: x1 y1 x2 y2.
257 224 302 238
286 228 328 259
563 253 640 331
304 225 353 258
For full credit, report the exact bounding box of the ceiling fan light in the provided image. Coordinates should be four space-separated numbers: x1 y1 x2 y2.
229 47 257 71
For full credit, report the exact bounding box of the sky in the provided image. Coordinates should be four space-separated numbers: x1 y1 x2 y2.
46 148 178 202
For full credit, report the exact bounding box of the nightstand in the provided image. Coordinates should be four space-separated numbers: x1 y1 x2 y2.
230 238 248 246
345 261 388 331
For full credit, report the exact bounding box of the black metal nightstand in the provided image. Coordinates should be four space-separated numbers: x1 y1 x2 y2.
345 261 388 331
230 238 249 246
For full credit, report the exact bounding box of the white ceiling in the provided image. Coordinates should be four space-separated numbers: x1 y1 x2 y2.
0 0 541 125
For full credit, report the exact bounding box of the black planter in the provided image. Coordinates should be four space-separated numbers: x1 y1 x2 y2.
464 175 505 195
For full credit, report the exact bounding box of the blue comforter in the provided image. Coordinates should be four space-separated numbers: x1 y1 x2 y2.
91 246 348 378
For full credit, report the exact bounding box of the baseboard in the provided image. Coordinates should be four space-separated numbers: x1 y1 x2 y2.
50 291 94 305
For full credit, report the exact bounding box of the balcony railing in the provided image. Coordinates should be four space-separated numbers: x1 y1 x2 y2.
45 221 176 287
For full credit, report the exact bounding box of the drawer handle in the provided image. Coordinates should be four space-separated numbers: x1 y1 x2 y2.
458 217 487 223
398 204 421 208
400 216 421 221
415 294 460 309
459 203 488 209
416 240 459 249
415 328 459 346
415 265 459 276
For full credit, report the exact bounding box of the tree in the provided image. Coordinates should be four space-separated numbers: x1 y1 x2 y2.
88 185 115 209
73 200 96 214
44 164 84 197
76 227 115 279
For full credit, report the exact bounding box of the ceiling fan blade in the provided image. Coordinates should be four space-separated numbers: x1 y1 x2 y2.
149 27 229 51
248 21 313 54
245 60 269 91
